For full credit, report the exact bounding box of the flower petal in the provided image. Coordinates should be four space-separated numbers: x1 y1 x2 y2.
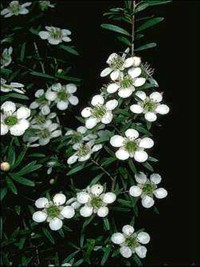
85 117 98 129
100 67 112 77
107 83 120 94
135 172 147 184
57 101 69 110
97 206 109 217
118 87 134 98
39 31 50 40
110 135 125 147
92 144 103 152
134 150 148 163
129 186 142 197
116 148 130 160
91 95 104 106
150 173 162 184
141 195 155 208
130 104 143 114
111 70 120 81
90 184 104 196
49 218 63 231
133 78 146 87
137 232 150 245
1 124 8 135
80 206 93 217
81 107 92 118
135 246 147 259
125 129 139 140
1 101 16 113
66 83 77 93
124 57 134 68
77 192 91 204
150 92 163 103
139 137 154 149
111 233 125 245
60 206 75 219
32 211 47 223
67 155 78 165
105 99 118 110
102 192 116 204
16 107 30 119
135 91 146 101
101 111 113 124
68 95 79 106
122 225 135 236
120 246 133 258
53 193 66 206
155 104 170 115
153 188 168 199
128 67 142 78
145 112 157 122
35 197 49 208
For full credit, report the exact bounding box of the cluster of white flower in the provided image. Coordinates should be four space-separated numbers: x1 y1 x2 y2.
1 78 25 94
111 225 150 259
1 47 13 68
32 193 75 231
1 1 32 18
129 172 168 208
39 26 71 45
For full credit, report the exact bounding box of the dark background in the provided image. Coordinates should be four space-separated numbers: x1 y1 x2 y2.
53 1 199 266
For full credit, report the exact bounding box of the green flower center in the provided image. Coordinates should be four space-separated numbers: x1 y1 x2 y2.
4 116 18 126
90 196 103 208
34 115 46 125
57 89 70 101
40 128 51 138
46 205 60 218
124 140 138 153
92 105 106 118
36 95 48 105
77 145 91 157
142 182 156 196
120 75 133 88
111 56 124 70
125 236 139 249
50 28 62 39
9 2 20 14
71 133 82 144
143 100 157 112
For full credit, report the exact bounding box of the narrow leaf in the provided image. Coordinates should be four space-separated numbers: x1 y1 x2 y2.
137 17 164 32
101 24 131 36
136 42 157 51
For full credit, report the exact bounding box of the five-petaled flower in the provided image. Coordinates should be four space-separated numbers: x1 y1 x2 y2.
1 1 32 18
81 94 118 129
76 184 116 218
32 193 75 231
1 78 25 94
39 26 71 45
30 89 51 115
110 129 154 162
129 172 168 208
111 225 150 259
130 91 170 122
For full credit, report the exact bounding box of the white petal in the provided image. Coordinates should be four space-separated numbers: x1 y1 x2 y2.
35 197 49 208
77 126 87 134
39 31 50 40
10 124 26 136
124 57 134 68
116 148 130 160
135 172 147 184
16 107 30 119
137 232 150 245
111 233 125 245
102 192 116 204
153 188 168 199
135 90 147 101
61 29 71 35
97 206 109 217
69 95 79 106
128 67 141 78
30 101 39 109
150 173 162 184
141 195 155 208
45 91 57 101
139 138 154 149
66 83 77 93
49 218 63 231
53 193 66 206
100 67 112 77
120 246 132 258
85 117 98 129
110 135 125 147
1 124 8 135
105 99 118 110
122 225 135 236
107 53 118 64
129 186 142 197
32 211 47 223
57 101 69 110
134 150 148 163
125 129 139 140
107 83 120 94
48 38 61 45
150 92 163 103
80 206 93 217
111 70 120 81
135 246 147 259
132 56 141 67
60 206 75 219
42 105 51 115
155 104 170 115
1 101 16 113
67 155 78 165
118 87 134 98
90 184 104 196
81 107 92 118
77 192 91 204
35 89 44 98
133 78 146 87
91 95 104 106
145 112 157 122
19 8 29 15
130 104 143 114
79 154 91 162
101 112 113 124
92 144 103 152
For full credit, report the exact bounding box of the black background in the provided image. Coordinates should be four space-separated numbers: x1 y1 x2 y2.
52 1 199 266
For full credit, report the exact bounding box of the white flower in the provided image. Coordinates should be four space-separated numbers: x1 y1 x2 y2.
1 78 25 94
107 68 146 98
81 95 118 129
39 1 55 11
39 26 71 45
100 52 140 81
1 101 30 136
130 91 170 122
1 1 32 18
30 89 51 115
32 193 75 231
111 225 150 259
110 129 154 162
1 47 13 68
76 184 116 218
45 83 79 110
129 172 168 208
67 140 102 165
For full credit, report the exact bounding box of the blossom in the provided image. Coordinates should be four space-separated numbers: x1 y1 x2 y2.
67 140 102 165
130 91 170 122
1 1 32 18
1 47 13 68
30 89 51 115
1 78 25 94
39 1 55 11
129 172 168 208
81 95 118 129
32 193 75 231
45 83 79 110
39 26 71 45
76 184 116 218
0 162 10 172
111 225 150 259
110 129 154 162
1 101 30 136
100 52 141 81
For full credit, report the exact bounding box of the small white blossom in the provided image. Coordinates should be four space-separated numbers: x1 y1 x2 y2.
100 53 141 81
1 101 30 136
111 225 150 259
130 91 170 122
67 140 102 165
39 26 71 45
45 83 79 110
30 89 51 115
1 78 25 94
81 94 118 129
32 193 75 231
1 47 13 68
129 172 168 208
76 184 116 218
110 129 154 163
39 1 55 11
1 1 32 18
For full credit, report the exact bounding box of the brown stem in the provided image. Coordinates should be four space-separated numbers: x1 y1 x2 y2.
33 42 46 73
131 1 136 56
91 158 116 183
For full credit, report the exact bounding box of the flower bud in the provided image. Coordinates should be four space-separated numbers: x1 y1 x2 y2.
1 162 10 171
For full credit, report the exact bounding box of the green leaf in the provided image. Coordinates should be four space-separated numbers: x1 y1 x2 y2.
137 17 164 32
20 43 26 62
103 218 110 231
0 188 7 200
136 42 157 51
144 0 172 6
135 3 149 13
42 228 55 244
8 146 16 166
16 161 42 176
142 162 154 172
128 160 137 174
67 163 86 176
116 36 131 46
60 45 79 56
12 148 27 169
30 71 56 80
90 173 104 185
6 177 17 194
101 246 111 265
9 174 35 187
101 24 131 36
9 93 29 100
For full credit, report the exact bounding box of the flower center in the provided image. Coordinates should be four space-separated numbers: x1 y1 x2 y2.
71 133 82 144
125 236 139 249
40 128 51 138
120 75 133 88
9 2 20 14
90 196 103 208
142 182 156 196
36 95 48 105
34 115 46 125
4 116 18 126
124 140 138 153
50 28 62 39
92 105 106 118
143 100 157 112
57 89 70 101
46 205 60 218
111 56 124 70
77 145 91 157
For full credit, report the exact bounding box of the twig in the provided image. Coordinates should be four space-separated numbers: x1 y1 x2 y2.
90 158 116 183
131 1 136 56
33 42 46 73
